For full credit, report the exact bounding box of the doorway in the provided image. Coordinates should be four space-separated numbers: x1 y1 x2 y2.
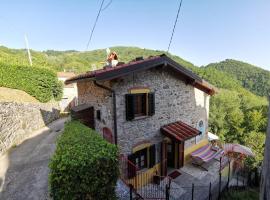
167 142 175 168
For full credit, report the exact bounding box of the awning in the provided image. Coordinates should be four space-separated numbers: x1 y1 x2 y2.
208 132 219 141
160 121 201 142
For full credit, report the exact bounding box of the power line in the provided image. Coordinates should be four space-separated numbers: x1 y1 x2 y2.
85 0 105 51
167 0 183 53
101 0 112 11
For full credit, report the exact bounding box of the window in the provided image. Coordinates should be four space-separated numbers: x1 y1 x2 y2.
96 110 101 120
128 144 156 171
125 93 155 121
134 93 147 117
129 148 147 170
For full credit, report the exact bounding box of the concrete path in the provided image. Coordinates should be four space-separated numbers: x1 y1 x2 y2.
0 117 68 200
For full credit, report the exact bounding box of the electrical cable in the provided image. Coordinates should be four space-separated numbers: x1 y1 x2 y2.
167 0 183 53
86 0 105 50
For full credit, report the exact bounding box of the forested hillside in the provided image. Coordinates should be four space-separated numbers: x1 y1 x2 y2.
205 59 270 97
0 45 268 168
0 46 197 73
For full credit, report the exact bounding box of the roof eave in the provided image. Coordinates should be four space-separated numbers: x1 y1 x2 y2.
65 76 96 85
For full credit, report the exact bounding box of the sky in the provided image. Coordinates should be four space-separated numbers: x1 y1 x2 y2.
0 0 270 70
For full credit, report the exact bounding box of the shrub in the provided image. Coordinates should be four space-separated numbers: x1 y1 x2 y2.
49 121 119 200
0 62 63 102
221 188 259 200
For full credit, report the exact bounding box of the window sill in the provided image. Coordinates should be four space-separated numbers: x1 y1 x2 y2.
133 116 150 121
137 167 148 173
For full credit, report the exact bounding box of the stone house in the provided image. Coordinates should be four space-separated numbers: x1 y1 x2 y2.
57 72 78 111
65 54 215 179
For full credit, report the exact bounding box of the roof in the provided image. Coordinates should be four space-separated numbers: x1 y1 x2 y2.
70 104 92 112
160 121 201 142
65 54 216 95
57 72 76 78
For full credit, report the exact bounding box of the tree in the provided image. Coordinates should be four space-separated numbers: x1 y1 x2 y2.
244 131 265 169
260 99 270 200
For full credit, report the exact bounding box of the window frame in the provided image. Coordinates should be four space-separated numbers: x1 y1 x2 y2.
133 93 148 118
131 148 148 170
125 89 155 121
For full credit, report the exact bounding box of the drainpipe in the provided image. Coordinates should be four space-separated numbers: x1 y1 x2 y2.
94 81 118 145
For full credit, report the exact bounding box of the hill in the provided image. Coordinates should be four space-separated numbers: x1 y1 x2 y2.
205 59 270 97
0 46 197 73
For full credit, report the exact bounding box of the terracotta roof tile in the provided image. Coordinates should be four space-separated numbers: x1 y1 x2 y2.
65 54 216 95
161 121 201 141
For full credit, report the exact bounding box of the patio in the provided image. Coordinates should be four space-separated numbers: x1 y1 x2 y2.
169 159 225 200
116 158 229 200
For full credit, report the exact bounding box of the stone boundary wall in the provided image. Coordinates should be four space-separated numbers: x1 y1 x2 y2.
0 101 60 155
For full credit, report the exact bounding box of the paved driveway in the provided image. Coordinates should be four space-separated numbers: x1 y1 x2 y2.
0 118 68 200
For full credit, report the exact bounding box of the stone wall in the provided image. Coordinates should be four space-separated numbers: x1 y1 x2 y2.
113 68 209 154
77 67 210 155
0 102 60 155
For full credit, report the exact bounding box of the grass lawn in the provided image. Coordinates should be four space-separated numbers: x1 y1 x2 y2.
221 188 259 200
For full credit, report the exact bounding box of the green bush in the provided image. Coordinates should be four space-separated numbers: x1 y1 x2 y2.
0 62 63 102
49 121 119 200
221 188 259 200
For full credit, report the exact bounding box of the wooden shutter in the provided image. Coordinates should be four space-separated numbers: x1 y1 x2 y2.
149 144 156 168
141 94 147 115
125 94 135 121
127 154 136 179
148 93 155 116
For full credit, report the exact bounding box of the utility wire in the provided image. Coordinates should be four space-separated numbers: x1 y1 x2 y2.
101 0 112 11
167 0 183 53
85 0 105 51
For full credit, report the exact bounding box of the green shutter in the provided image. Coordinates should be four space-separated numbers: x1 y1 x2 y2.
125 94 135 121
149 144 156 168
148 93 155 116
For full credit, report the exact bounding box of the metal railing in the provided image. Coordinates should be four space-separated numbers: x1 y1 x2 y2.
120 155 258 200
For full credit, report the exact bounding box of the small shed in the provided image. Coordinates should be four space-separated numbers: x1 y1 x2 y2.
71 104 95 129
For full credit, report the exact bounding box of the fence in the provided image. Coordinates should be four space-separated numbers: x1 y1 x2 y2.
119 155 171 199
120 155 258 200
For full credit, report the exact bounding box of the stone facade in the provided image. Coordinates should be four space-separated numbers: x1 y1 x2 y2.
77 67 210 155
113 68 209 154
77 81 114 136
0 102 60 155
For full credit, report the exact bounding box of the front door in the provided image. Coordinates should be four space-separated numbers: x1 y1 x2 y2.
167 142 175 168
161 141 167 176
179 141 184 168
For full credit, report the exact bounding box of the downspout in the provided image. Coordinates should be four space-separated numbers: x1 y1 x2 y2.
94 81 118 145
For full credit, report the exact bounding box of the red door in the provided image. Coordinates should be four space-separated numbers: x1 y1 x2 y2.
103 127 113 144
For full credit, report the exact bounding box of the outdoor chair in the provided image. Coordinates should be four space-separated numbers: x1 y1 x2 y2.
190 144 224 171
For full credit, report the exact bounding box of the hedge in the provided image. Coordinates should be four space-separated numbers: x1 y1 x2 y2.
0 62 63 102
49 121 119 200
